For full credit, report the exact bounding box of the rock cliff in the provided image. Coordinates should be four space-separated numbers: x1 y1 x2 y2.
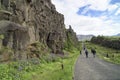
0 0 77 61
65 25 78 50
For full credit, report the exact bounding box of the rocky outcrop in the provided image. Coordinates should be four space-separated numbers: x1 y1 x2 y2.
0 21 29 50
0 0 77 61
64 25 78 51
66 25 78 46
0 21 30 61
0 0 78 61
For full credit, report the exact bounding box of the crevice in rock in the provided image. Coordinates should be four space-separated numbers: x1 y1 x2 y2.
40 1 44 4
26 0 32 4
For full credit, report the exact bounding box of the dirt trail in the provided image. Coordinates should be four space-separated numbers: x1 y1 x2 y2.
74 50 120 80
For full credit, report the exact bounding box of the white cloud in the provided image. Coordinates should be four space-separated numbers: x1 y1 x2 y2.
115 8 120 15
87 0 110 11
51 0 120 36
108 4 118 11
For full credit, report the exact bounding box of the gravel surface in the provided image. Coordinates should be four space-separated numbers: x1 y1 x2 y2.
74 50 120 80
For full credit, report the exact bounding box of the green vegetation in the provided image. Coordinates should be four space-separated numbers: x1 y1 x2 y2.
105 36 120 40
0 24 81 79
64 30 79 52
0 34 4 39
26 49 79 80
0 47 14 62
91 36 120 50
85 42 120 64
0 48 80 80
28 42 51 55
0 37 81 80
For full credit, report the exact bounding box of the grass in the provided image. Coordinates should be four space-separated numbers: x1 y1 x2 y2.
0 48 80 80
85 42 120 64
105 36 120 40
23 48 79 80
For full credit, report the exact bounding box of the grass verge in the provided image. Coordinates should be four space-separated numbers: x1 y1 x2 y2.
85 42 120 64
0 48 80 80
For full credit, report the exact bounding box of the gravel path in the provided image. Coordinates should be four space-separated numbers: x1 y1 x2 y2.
74 50 120 80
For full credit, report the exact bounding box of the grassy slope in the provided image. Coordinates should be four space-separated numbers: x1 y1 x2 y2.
85 42 120 64
23 49 79 80
0 48 80 80
105 36 120 40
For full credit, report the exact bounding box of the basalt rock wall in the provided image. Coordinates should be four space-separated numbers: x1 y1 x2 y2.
0 0 77 61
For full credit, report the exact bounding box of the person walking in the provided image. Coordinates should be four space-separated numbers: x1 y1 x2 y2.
91 48 96 58
80 50 82 55
85 49 88 58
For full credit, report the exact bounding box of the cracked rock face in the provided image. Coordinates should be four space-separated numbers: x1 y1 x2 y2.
66 25 78 47
0 0 66 56
0 21 29 50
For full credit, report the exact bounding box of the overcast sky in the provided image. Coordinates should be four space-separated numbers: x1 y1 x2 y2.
51 0 120 36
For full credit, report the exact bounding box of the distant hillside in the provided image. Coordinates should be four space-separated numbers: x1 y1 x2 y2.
115 33 120 36
91 36 120 50
111 33 120 37
77 35 94 41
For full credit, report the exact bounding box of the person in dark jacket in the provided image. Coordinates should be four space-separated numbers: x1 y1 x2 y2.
85 49 88 58
80 50 82 55
91 48 96 58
